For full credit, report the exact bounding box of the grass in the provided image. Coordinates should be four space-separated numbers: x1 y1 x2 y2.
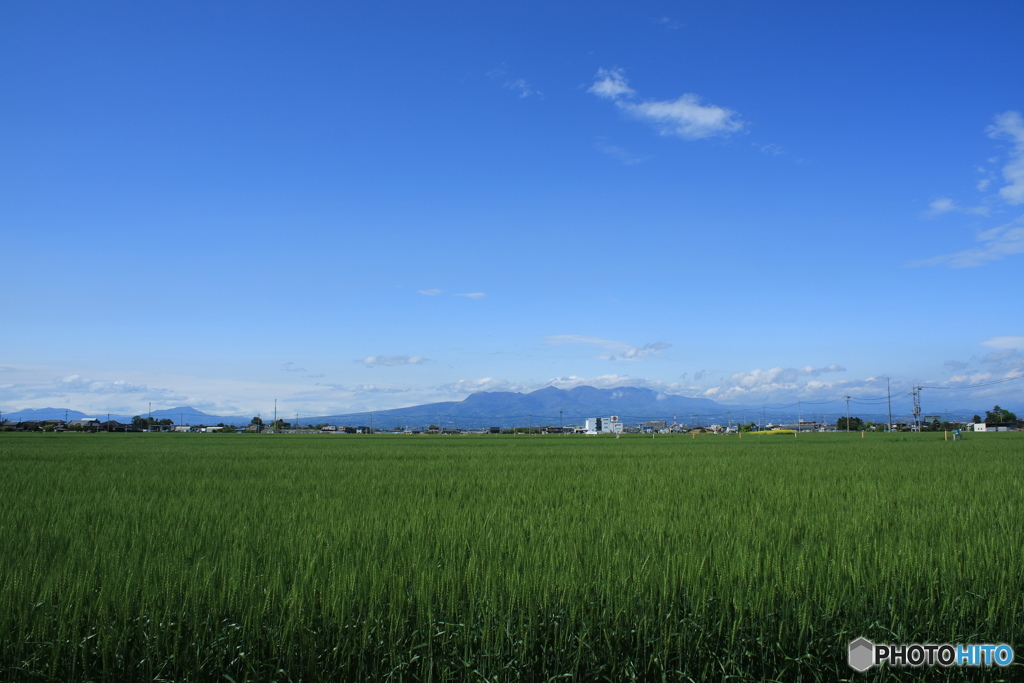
1 431 1021 681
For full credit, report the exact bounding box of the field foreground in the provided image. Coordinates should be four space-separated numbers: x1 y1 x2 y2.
1 432 1021 681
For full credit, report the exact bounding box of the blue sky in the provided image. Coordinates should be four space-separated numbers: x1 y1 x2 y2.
2 0 1023 418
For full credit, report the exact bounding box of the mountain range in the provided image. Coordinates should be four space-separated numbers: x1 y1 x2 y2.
346 386 728 429
3 387 727 429
2 386 1008 429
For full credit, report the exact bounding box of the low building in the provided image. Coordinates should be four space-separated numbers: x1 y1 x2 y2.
585 417 623 435
68 418 102 431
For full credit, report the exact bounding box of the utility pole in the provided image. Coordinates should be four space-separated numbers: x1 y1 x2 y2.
887 378 893 433
797 401 802 435
844 395 851 432
370 412 373 434
274 399 277 430
917 385 925 432
560 409 563 433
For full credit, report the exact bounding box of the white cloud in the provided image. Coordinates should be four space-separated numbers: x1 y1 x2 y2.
418 289 443 296
56 375 152 394
620 95 744 139
917 111 1024 268
587 68 635 99
982 336 1024 350
755 142 784 156
359 355 427 367
352 384 417 394
912 215 1024 267
505 78 541 99
595 139 648 165
651 16 683 30
986 110 1024 205
546 334 670 361
444 377 536 395
929 197 957 214
441 374 700 399
588 68 743 140
488 64 541 99
949 372 994 384
702 364 847 401
545 374 694 394
926 196 988 217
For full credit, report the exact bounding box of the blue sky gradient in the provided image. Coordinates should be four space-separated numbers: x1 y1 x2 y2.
2 1 1023 417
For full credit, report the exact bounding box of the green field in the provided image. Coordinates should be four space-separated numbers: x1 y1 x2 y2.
1 432 1021 681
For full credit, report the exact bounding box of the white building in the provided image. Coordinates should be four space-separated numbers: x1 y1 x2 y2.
585 416 624 435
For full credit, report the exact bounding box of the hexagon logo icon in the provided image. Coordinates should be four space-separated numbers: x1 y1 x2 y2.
848 637 875 672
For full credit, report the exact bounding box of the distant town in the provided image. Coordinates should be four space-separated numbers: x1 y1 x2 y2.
3 408 1020 435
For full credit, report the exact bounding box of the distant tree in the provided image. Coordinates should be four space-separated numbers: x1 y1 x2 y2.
985 405 1017 425
973 415 982 424
220 425 237 433
251 416 263 425
131 415 148 429
837 416 864 431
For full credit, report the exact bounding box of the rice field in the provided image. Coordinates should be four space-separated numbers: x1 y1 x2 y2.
1 431 1021 681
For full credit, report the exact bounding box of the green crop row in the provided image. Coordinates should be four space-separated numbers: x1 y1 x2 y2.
1 432 1021 681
